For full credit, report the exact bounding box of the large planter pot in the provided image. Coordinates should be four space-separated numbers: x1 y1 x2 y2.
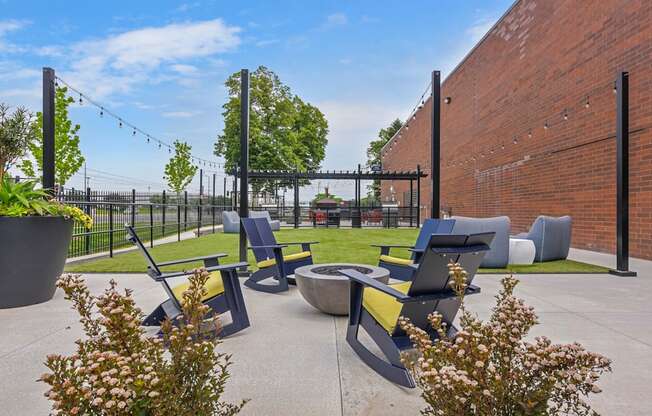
0 216 73 308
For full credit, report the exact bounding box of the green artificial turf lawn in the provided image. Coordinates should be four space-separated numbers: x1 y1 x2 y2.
65 228 609 274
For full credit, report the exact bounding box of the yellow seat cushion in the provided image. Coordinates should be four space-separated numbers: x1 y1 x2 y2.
257 251 312 268
379 254 414 266
171 271 225 303
363 281 412 333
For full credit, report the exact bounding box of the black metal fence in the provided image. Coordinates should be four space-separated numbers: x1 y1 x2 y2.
58 188 231 258
53 187 418 259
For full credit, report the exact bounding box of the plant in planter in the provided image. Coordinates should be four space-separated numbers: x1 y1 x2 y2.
40 269 247 416
400 264 612 416
0 178 92 308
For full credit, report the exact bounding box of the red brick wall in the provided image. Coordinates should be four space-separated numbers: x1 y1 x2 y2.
381 0 652 259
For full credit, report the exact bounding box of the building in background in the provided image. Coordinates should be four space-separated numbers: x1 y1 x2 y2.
381 0 652 259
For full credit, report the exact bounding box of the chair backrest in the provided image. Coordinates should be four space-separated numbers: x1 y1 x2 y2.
241 217 277 261
391 232 494 336
451 216 510 268
250 210 272 222
413 219 456 256
223 210 240 224
527 215 572 262
125 225 161 277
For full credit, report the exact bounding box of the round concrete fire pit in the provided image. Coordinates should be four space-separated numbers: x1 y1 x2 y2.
294 263 390 315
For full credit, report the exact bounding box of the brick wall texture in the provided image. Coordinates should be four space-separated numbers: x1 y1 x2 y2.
381 0 652 259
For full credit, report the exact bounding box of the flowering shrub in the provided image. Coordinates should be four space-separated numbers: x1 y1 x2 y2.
40 269 246 416
400 263 611 416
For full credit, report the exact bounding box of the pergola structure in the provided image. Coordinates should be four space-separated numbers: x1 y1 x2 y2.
232 166 428 228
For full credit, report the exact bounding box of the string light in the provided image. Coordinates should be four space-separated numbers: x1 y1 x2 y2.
528 130 532 138
585 96 590 108
54 75 223 171
513 137 518 144
544 121 549 130
563 109 568 121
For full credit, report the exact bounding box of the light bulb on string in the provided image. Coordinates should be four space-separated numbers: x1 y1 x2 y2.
79 94 83 105
544 121 549 130
528 130 532 138
158 143 161 149
147 136 150 143
585 96 590 108
99 108 104 117
513 137 518 144
501 143 505 150
132 129 136 136
119 119 123 128
563 109 568 121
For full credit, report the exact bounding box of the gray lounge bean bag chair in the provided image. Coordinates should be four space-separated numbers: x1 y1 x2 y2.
451 215 510 268
222 211 240 233
250 210 281 231
515 215 572 262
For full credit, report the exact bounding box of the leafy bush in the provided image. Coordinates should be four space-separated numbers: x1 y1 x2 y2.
40 269 246 416
400 263 611 416
0 178 92 228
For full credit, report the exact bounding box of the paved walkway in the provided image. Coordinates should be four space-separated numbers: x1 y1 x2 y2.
1 265 651 415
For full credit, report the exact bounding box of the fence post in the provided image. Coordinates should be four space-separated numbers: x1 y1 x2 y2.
131 189 136 226
177 203 181 242
109 203 114 257
197 204 201 237
149 204 154 248
85 187 91 255
162 190 166 235
184 191 188 231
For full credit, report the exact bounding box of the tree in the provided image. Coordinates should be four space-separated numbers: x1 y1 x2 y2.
365 118 402 198
21 86 84 186
164 140 198 194
214 66 328 191
0 103 34 182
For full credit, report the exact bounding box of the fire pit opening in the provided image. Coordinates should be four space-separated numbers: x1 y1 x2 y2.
310 265 373 276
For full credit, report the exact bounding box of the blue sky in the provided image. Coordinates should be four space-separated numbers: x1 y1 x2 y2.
1 0 512 197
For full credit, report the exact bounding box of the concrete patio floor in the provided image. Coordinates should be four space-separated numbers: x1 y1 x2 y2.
1 261 651 415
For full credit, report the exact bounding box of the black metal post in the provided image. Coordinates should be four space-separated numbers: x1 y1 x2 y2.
293 172 299 228
42 67 55 192
431 70 441 219
149 204 154 248
85 187 91 254
416 164 422 227
239 69 250 265
183 191 188 230
212 173 216 232
162 190 166 235
177 204 181 241
610 72 636 276
131 189 136 226
409 179 414 227
109 203 114 258
223 176 227 208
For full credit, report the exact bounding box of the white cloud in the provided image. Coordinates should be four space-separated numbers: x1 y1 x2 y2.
175 2 200 13
0 67 40 81
317 100 403 169
466 18 496 43
162 111 201 118
54 19 240 99
171 64 199 75
322 13 347 29
0 19 29 52
255 39 279 47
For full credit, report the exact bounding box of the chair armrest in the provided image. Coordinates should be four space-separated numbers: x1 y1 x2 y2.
372 244 414 256
339 269 409 301
157 253 228 267
398 285 481 304
277 241 320 245
156 262 249 281
248 244 288 249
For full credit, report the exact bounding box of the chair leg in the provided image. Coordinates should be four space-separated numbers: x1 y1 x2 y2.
244 267 289 293
346 311 415 388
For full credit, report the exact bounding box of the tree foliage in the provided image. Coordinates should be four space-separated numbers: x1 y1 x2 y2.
21 86 85 186
365 118 402 198
0 103 35 182
214 66 328 191
164 140 198 194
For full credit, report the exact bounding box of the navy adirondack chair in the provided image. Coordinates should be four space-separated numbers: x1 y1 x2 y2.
342 232 494 387
241 217 318 293
126 225 250 337
375 218 456 281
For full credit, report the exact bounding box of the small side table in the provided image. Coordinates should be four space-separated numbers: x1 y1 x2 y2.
508 238 536 265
